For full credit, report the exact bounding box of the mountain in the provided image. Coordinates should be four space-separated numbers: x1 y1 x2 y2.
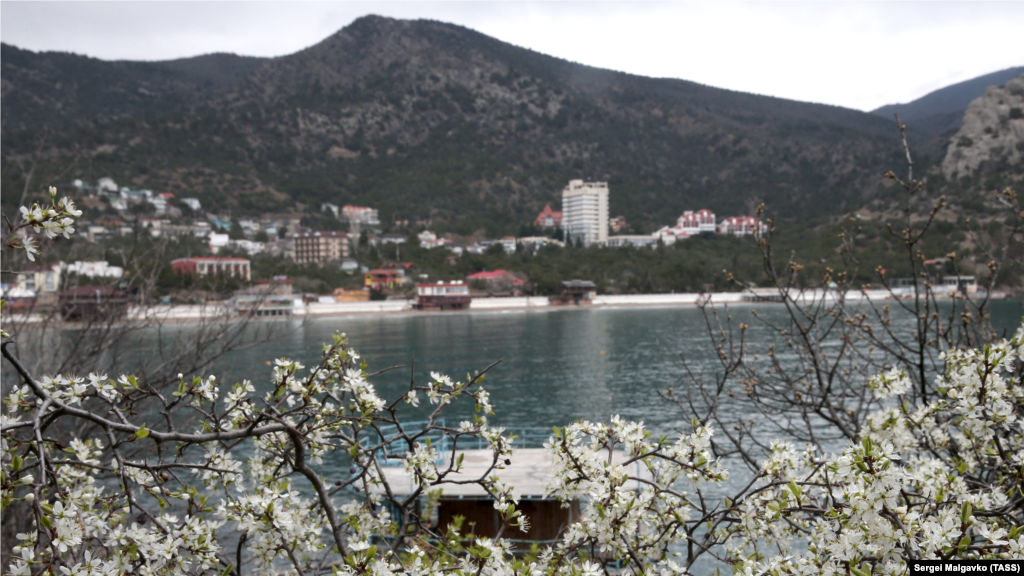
941 73 1024 186
872 67 1024 121
869 67 1024 161
0 43 266 133
1 16 927 234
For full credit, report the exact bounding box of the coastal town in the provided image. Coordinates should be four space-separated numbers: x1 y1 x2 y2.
3 176 980 321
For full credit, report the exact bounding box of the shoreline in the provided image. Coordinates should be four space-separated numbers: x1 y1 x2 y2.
3 289 1016 328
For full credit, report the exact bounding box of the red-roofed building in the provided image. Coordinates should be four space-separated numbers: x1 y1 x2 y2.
677 209 716 235
171 257 251 281
364 269 402 290
717 216 767 238
467 269 526 296
653 209 717 242
534 205 562 229
466 270 525 286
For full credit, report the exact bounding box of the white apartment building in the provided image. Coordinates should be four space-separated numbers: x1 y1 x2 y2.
342 205 380 228
561 179 609 246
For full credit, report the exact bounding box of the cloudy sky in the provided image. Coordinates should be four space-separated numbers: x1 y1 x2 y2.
1 1 1021 111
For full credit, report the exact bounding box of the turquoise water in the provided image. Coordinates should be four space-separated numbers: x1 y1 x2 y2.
210 306 720 431
208 300 1024 433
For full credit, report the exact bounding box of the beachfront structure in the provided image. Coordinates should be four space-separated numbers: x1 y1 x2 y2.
171 257 251 281
364 269 402 291
561 180 609 246
534 204 563 229
414 281 471 310
229 294 296 317
59 286 129 321
368 427 643 548
718 216 767 237
292 231 349 264
560 279 597 305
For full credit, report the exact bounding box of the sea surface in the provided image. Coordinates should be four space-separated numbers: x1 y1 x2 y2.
205 299 1024 434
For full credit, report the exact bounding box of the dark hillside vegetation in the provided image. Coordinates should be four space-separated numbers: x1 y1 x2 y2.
3 15 915 233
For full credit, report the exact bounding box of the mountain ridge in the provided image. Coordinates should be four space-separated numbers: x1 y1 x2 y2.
0 15 1006 234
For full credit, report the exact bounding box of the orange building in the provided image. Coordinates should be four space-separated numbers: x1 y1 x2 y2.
364 269 402 290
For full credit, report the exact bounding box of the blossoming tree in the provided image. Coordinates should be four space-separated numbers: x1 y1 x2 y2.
2 139 1023 576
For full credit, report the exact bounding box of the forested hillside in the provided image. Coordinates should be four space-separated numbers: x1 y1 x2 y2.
3 15 913 235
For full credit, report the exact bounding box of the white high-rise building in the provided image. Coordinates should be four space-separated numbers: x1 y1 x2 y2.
561 179 609 246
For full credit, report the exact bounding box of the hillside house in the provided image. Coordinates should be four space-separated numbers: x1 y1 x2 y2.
718 216 767 237
171 257 251 281
534 204 563 229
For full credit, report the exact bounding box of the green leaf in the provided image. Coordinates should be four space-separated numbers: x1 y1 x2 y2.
787 481 802 499
135 426 150 439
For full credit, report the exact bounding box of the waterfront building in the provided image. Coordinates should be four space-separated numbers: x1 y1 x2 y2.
59 286 128 321
369 427 644 548
333 288 370 302
414 281 471 310
171 257 251 281
292 231 349 264
560 279 597 305
561 180 609 246
364 269 402 290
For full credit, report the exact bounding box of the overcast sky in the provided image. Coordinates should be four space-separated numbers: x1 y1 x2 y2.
1 1 1021 111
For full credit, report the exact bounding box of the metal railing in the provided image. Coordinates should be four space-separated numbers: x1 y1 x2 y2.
357 422 559 468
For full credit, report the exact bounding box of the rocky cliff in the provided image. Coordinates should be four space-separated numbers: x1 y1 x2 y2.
942 74 1024 182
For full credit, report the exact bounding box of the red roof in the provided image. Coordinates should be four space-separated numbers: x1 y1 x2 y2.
467 270 508 280
466 269 524 286
534 204 563 227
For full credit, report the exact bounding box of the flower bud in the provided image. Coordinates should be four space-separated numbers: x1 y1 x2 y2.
24 493 35 502
49 186 57 198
